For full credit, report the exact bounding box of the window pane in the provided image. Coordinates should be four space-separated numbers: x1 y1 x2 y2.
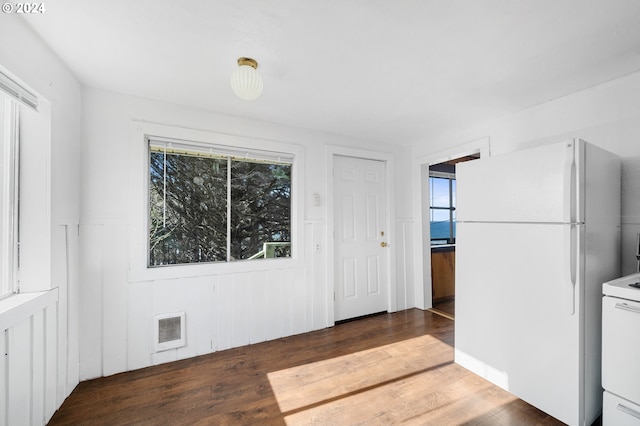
430 208 449 223
452 210 457 240
430 208 451 242
230 161 291 260
0 99 6 295
149 152 228 266
451 179 457 208
0 97 17 297
430 177 450 208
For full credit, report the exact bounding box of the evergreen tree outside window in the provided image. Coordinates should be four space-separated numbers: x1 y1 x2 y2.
148 139 292 266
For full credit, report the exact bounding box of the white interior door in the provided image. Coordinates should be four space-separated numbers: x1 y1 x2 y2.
333 155 388 322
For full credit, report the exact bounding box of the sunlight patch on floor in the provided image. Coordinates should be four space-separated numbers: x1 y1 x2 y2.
266 334 516 424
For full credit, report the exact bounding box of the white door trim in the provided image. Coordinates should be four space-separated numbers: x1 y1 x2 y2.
412 137 490 310
326 146 396 326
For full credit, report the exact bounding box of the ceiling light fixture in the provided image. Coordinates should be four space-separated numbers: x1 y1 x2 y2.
230 57 263 101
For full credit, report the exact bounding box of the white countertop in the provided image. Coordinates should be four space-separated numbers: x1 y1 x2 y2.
603 273 640 302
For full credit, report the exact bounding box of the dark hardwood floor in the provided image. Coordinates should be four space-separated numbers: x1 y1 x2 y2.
48 309 563 425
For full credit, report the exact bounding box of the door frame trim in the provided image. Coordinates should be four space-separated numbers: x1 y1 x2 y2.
412 137 490 310
326 146 396 326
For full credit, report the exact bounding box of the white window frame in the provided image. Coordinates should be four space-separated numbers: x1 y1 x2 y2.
0 66 57 334
147 136 294 266
0 65 53 293
129 121 305 282
428 171 456 246
0 95 19 299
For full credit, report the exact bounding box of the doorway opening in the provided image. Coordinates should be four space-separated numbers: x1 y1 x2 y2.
428 154 479 320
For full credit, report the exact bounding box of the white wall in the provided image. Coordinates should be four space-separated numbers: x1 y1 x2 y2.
413 70 640 297
0 15 82 426
79 88 414 380
5 7 639 420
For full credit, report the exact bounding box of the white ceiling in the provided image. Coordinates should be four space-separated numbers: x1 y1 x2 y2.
23 0 640 144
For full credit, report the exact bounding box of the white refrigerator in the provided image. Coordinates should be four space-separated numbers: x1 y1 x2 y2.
454 139 620 426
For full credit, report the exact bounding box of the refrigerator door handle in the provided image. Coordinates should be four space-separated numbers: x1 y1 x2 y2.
563 141 576 224
566 223 577 315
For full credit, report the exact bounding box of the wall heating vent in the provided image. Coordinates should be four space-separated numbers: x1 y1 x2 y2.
153 312 186 352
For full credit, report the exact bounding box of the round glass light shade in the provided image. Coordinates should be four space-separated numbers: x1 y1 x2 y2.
230 64 263 101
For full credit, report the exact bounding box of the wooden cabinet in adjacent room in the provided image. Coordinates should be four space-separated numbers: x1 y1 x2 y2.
431 248 455 301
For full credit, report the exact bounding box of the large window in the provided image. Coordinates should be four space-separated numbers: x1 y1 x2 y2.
429 172 456 246
0 94 19 298
148 138 292 266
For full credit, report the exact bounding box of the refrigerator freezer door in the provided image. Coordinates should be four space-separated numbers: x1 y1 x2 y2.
455 221 583 426
456 140 577 223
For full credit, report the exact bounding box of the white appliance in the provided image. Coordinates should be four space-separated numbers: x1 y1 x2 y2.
454 139 620 426
602 273 640 425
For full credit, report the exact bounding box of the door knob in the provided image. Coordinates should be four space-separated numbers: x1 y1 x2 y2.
380 242 388 248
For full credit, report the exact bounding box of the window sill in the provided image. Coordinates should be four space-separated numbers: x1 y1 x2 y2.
431 244 456 253
129 256 304 283
0 288 58 331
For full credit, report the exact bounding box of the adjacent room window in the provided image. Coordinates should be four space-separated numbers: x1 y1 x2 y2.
0 93 19 298
148 138 293 266
429 171 456 246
